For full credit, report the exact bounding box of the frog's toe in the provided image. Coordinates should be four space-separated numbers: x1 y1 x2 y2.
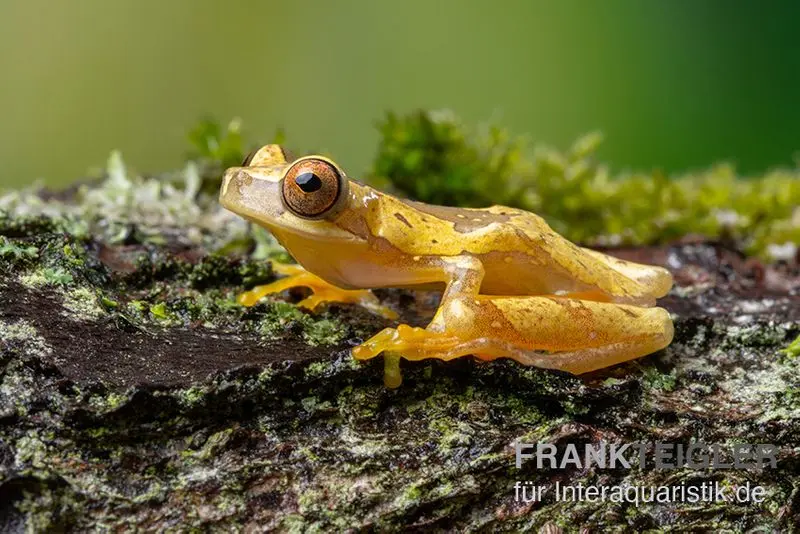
295 294 328 313
351 328 399 360
352 324 465 361
349 292 399 320
382 353 403 388
271 262 307 277
237 278 298 307
298 286 398 319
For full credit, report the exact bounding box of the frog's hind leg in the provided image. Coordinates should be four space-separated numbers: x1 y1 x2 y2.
352 254 673 387
237 262 398 319
480 295 673 373
354 294 673 377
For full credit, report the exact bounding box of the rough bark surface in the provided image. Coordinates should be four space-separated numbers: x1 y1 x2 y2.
0 181 799 532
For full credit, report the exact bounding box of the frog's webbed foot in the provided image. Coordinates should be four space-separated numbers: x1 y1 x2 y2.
353 325 464 361
237 263 398 319
352 325 469 388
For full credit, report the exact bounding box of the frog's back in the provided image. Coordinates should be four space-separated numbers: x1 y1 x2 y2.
371 194 568 257
365 192 670 303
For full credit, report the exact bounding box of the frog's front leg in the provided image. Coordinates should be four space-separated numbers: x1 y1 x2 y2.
353 255 487 387
238 263 398 320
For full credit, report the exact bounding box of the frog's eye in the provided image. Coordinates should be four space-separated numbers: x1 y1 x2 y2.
282 158 347 219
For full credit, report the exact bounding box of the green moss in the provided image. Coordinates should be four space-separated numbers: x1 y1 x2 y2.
88 392 129 412
0 212 61 238
401 483 422 503
303 318 345 346
722 324 790 349
14 432 49 468
257 301 347 347
370 110 800 260
258 301 304 335
178 385 208 408
561 398 591 416
780 334 800 359
126 300 147 314
149 302 178 324
99 295 119 309
20 266 74 288
192 428 235 461
186 117 246 170
371 110 525 208
0 236 38 263
641 365 678 392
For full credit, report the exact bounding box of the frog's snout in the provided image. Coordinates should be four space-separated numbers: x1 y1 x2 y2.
219 166 285 223
220 168 245 203
220 168 259 213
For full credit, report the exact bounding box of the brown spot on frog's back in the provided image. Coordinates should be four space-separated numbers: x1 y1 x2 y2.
394 212 413 228
404 200 513 232
549 296 594 322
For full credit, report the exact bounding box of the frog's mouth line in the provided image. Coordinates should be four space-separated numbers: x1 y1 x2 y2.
243 214 365 245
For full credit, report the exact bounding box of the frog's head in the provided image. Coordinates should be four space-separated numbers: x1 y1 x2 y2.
220 144 355 243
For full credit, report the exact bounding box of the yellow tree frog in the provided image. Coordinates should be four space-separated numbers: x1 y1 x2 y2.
220 145 674 387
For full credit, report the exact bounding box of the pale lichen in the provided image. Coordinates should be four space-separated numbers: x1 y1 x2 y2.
61 286 105 320
19 267 74 288
0 318 51 358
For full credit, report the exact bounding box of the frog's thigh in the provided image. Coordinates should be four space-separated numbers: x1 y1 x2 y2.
439 295 674 374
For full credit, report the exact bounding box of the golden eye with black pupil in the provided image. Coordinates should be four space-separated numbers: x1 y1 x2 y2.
282 158 345 219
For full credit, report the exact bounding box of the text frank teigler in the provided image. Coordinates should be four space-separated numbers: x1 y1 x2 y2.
512 440 776 506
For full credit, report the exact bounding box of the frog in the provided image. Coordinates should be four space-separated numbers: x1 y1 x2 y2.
220 144 674 388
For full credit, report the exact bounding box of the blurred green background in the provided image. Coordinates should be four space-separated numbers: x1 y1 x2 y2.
1 0 799 189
